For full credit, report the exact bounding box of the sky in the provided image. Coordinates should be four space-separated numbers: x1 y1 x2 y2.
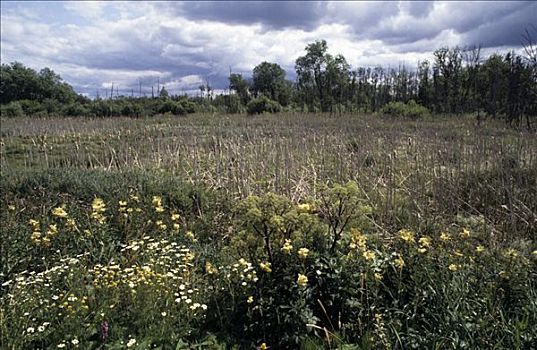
1 1 535 97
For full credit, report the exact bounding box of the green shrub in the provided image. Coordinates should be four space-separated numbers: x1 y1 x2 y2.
247 96 282 115
0 101 24 117
381 99 429 118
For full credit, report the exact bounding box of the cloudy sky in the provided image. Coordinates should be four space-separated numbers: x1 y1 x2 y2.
1 1 535 97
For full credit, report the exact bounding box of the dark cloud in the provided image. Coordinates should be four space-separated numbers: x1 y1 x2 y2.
167 1 326 30
2 1 533 97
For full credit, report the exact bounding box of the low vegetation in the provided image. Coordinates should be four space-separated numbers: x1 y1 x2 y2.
1 113 536 349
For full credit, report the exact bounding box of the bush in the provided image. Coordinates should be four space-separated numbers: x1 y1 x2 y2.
381 99 429 118
0 101 24 117
246 96 282 115
63 102 89 117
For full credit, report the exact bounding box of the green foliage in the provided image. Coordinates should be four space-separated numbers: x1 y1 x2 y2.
246 96 282 115
1 101 24 117
381 100 429 118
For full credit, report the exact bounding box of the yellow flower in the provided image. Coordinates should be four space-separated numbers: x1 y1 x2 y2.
92 197 106 211
259 261 272 273
440 232 451 241
418 236 431 248
298 247 310 259
350 228 367 250
48 224 58 234
185 231 197 241
130 194 139 202
362 250 376 261
394 256 405 269
205 262 218 275
171 213 181 221
532 250 537 258
448 264 458 271
152 196 162 207
374 272 383 281
259 343 268 350
173 223 181 231
8 205 16 211
281 239 293 254
475 245 485 253
297 274 308 287
247 296 254 304
31 231 41 244
66 218 77 230
459 228 470 238
418 247 427 254
29 219 40 227
52 207 68 218
504 248 518 258
398 229 415 243
297 203 312 213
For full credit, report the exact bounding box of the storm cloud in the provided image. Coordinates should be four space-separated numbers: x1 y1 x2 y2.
1 1 534 97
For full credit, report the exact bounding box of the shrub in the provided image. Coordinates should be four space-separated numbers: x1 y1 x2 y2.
246 96 282 115
0 101 24 117
381 99 429 118
63 102 89 117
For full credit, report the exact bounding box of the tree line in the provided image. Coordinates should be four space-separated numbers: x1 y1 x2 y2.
1 39 536 128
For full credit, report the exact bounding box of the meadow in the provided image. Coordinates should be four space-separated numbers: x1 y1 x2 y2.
1 113 536 349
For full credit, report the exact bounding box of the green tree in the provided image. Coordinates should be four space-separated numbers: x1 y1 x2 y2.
229 73 250 105
252 62 289 105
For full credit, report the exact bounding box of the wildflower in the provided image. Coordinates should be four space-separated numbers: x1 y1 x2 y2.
398 229 415 243
71 339 79 346
350 228 367 250
118 200 127 206
127 338 137 348
205 262 218 275
297 273 308 287
31 231 41 244
27 327 35 333
281 239 293 254
440 232 451 241
52 207 68 218
259 261 272 273
374 272 383 281
260 343 268 350
171 213 181 221
29 219 40 227
247 296 254 304
57 344 66 349
66 218 77 230
185 231 196 241
130 194 139 202
394 256 405 269
504 248 518 258
161 312 167 317
297 203 312 213
418 236 431 248
362 250 376 261
298 247 310 259
47 224 58 235
459 228 471 238
448 264 458 271
173 223 181 231
8 204 15 211
100 321 109 341
38 326 45 332
475 245 485 253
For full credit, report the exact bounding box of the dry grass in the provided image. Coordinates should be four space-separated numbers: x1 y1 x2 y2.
2 112 536 238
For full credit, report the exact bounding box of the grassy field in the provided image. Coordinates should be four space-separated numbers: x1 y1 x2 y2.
1 113 536 349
